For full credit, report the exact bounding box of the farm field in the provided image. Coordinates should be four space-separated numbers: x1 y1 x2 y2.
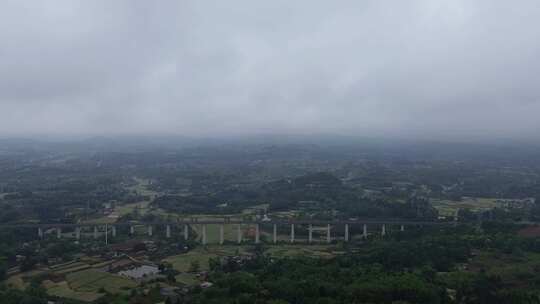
265 245 341 258
163 244 341 275
5 269 46 290
5 274 26 290
66 269 136 294
431 197 503 217
45 280 104 303
242 203 269 214
174 273 199 286
164 246 249 273
54 264 91 275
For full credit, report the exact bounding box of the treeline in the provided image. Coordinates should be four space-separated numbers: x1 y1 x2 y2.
0 173 144 223
184 225 540 304
152 172 439 220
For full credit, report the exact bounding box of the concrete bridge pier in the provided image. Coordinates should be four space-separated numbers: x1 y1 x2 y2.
166 225 171 238
237 224 242 244
219 224 224 245
76 227 81 240
273 224 277 244
57 227 61 239
94 226 98 239
255 224 260 244
381 224 386 236
148 225 153 237
184 224 189 241
38 228 43 239
112 226 116 238
344 224 349 242
290 224 295 243
326 224 331 243
308 224 313 243
363 224 368 238
202 224 207 245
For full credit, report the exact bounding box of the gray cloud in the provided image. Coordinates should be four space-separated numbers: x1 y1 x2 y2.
1 0 540 140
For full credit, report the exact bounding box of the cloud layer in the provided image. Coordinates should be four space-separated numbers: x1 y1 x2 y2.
1 1 540 140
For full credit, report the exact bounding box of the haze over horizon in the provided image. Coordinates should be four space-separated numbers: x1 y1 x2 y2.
2 1 540 141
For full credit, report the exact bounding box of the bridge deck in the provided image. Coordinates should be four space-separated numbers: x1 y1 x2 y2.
0 219 452 229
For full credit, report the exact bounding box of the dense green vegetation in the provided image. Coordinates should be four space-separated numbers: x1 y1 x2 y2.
189 225 540 304
3 138 540 303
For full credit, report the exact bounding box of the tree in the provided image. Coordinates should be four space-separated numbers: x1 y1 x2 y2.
20 258 37 272
189 260 200 273
0 262 6 281
209 257 221 271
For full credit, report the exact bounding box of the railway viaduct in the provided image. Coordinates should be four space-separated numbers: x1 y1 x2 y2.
0 218 453 245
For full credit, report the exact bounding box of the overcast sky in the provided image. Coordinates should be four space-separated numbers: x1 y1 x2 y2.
1 1 540 141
